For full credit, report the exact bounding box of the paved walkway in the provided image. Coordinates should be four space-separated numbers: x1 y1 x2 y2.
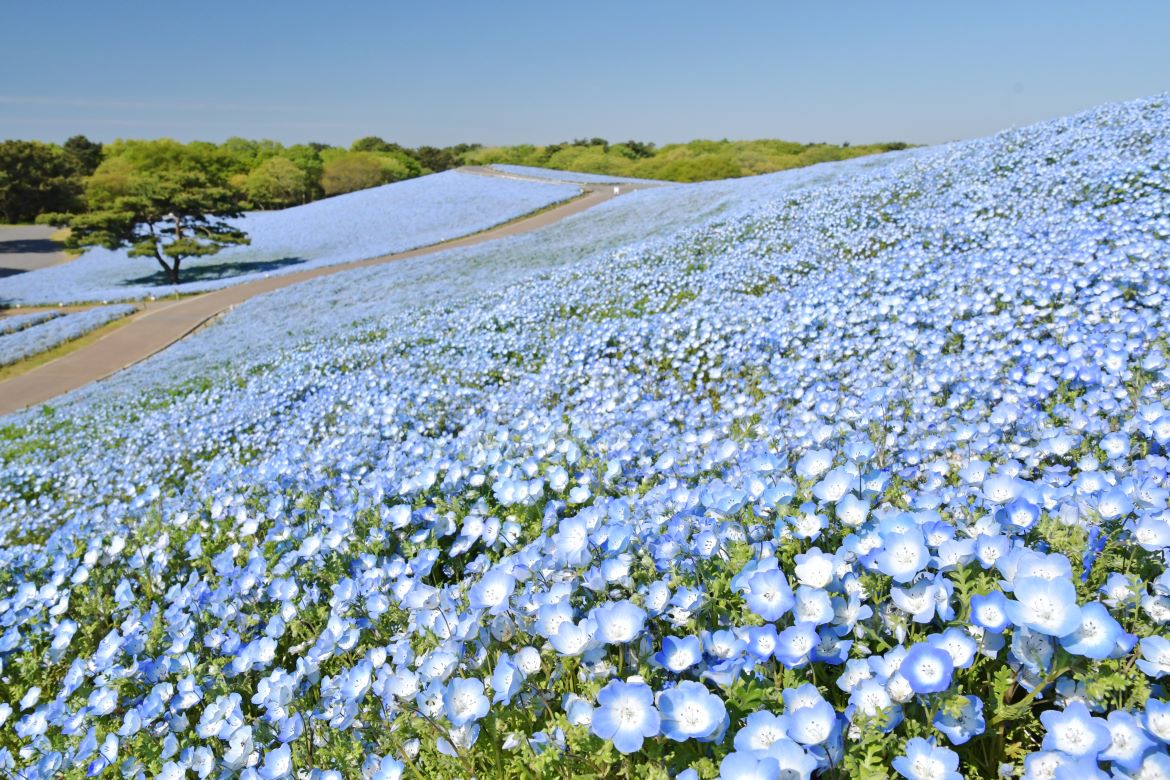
0 171 656 415
0 225 71 278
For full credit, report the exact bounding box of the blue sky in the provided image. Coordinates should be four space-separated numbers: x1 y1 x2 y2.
2 1 1168 146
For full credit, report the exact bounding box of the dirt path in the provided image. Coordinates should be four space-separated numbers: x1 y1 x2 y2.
0 172 656 416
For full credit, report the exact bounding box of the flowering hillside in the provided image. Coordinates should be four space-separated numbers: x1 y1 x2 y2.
0 171 580 306
1 95 1170 779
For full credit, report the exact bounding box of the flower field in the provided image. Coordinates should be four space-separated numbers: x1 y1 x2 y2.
1 94 1170 779
0 312 63 337
0 305 136 367
0 171 580 306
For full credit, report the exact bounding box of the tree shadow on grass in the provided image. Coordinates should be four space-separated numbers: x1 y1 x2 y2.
119 256 308 287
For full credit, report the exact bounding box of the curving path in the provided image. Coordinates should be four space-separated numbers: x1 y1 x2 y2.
0 170 658 416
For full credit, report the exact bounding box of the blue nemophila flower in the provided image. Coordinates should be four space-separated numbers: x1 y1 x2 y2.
793 547 837 589
774 623 818 668
592 600 647 644
719 751 781 780
1006 576 1083 637
744 625 780 660
982 474 1022 505
86 734 118 776
368 756 405 780
1130 754 1170 780
1099 710 1154 772
563 693 593 726
928 628 977 669
875 530 929 583
795 449 833 480
893 737 961 780
1010 628 1056 681
849 678 899 727
1058 601 1129 659
744 568 795 621
657 681 728 742
654 635 703 673
1132 517 1170 552
1143 698 1170 743
786 698 837 746
1003 497 1040 531
1009 550 1074 583
444 678 489 727
932 695 985 745
1020 751 1074 780
974 534 1011 569
900 643 954 694
468 569 516 614
758 738 818 779
733 711 791 753
645 580 672 614
970 590 1011 633
1040 701 1112 758
706 629 748 661
1137 636 1170 678
1100 572 1140 608
1095 487 1133 521
258 744 293 780
891 575 954 623
550 618 596 656
590 680 661 754
792 585 835 625
491 653 523 705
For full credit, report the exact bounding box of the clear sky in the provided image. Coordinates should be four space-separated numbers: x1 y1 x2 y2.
2 1 1168 147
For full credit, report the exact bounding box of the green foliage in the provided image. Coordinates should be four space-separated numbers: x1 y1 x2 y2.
0 140 84 222
321 151 416 197
465 137 911 182
839 716 895 779
62 134 104 176
245 155 311 208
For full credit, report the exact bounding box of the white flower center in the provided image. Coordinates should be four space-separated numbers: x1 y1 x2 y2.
679 702 709 733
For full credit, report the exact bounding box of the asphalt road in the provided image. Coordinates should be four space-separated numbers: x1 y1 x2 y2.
0 225 71 278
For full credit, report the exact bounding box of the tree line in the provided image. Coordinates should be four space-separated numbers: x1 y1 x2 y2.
464 137 910 182
0 135 476 224
0 134 910 225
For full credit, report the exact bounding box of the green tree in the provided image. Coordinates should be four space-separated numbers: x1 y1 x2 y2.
414 145 459 173
62 135 104 176
0 140 83 223
283 144 326 200
320 152 408 196
350 136 399 154
38 142 248 284
245 156 309 208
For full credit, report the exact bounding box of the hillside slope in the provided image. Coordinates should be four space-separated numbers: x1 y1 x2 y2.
1 96 1169 777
